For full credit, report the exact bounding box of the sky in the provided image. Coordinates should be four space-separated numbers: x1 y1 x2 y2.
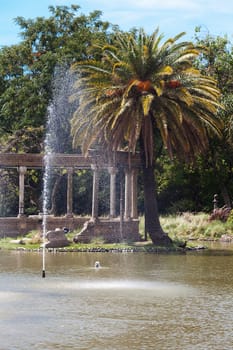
1 0 233 47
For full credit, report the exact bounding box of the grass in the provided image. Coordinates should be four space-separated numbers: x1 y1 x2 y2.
160 212 233 241
0 212 232 251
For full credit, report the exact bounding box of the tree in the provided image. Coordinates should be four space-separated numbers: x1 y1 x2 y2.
70 28 222 245
0 5 112 139
0 5 114 215
194 29 233 207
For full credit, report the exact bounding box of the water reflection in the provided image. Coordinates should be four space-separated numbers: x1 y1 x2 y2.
0 246 233 350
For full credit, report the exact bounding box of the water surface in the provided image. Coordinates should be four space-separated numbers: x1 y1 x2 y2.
0 244 233 349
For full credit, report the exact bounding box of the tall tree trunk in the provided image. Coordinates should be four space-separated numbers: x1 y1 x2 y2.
142 162 172 245
221 184 232 208
139 130 172 245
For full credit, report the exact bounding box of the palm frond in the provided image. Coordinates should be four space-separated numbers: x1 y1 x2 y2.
71 28 223 165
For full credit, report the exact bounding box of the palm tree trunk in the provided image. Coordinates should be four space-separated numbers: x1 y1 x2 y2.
142 162 172 245
138 125 172 246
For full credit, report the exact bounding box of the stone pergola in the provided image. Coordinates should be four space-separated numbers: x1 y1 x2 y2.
0 152 141 241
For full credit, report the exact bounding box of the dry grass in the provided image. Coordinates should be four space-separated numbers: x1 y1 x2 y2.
160 212 233 240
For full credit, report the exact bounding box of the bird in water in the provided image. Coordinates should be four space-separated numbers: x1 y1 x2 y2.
95 261 101 268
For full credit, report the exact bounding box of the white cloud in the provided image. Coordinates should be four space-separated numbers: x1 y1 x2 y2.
70 0 199 12
92 0 233 17
128 0 198 10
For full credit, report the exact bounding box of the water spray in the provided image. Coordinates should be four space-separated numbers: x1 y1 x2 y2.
42 209 48 278
42 217 46 278
41 66 75 278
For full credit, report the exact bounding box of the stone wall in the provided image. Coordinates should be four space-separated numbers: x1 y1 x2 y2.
0 216 140 243
0 215 88 238
73 219 140 243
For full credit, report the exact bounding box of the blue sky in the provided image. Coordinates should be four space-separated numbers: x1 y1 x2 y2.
1 0 233 47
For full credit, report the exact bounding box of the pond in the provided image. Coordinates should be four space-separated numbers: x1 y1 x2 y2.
0 243 233 350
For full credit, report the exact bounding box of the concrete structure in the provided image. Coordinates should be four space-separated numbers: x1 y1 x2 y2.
0 152 141 242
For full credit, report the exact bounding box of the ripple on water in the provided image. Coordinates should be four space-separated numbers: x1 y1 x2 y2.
49 278 196 298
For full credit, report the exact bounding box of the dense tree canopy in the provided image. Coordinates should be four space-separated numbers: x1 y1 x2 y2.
0 5 115 216
0 5 112 140
193 29 233 208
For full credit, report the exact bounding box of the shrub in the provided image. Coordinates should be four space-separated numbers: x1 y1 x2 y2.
209 206 231 222
167 199 196 214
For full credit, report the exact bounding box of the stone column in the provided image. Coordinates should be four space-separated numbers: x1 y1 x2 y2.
18 166 27 217
124 168 132 220
108 167 117 218
119 169 124 237
131 168 138 219
91 164 100 221
66 167 74 217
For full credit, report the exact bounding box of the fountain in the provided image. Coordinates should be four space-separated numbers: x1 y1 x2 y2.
41 65 76 277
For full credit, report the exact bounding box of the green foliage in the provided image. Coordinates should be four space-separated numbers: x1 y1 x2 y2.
0 5 112 139
0 128 44 216
194 28 233 93
193 29 233 208
227 209 233 224
156 155 197 213
0 169 18 216
0 5 115 217
73 170 93 215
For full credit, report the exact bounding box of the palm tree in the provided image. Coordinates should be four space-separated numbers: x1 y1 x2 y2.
70 28 223 245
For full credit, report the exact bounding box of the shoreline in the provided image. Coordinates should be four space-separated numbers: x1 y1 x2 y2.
0 241 208 253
